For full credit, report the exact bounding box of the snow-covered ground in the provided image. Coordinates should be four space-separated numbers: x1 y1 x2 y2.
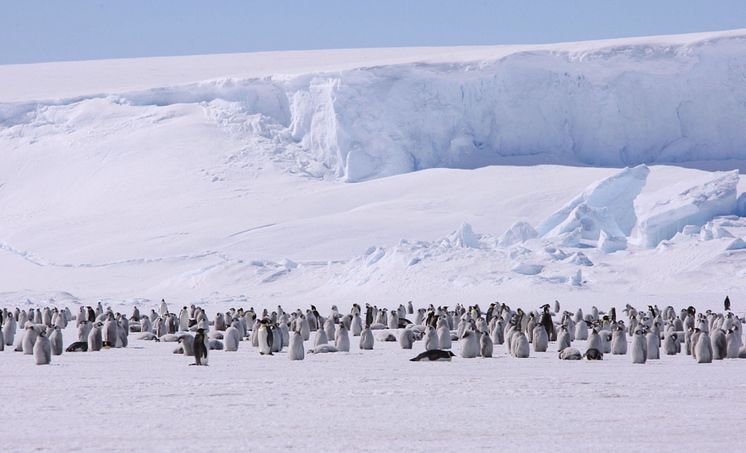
2 316 745 453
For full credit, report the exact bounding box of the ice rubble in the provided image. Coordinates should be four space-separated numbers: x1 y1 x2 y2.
634 171 739 248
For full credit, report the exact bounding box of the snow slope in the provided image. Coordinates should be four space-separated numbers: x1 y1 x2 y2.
2 30 746 310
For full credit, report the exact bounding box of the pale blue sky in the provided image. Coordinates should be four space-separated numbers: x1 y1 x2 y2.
1 0 745 64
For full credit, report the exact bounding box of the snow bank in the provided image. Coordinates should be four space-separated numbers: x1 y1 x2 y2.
4 31 746 181
635 171 739 247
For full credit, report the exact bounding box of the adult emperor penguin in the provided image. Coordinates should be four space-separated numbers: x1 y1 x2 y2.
257 319 274 355
288 328 304 360
334 322 350 352
540 304 556 341
480 332 493 358
33 330 52 365
192 328 208 365
630 329 647 364
351 313 363 337
360 325 374 350
460 329 479 358
49 326 63 356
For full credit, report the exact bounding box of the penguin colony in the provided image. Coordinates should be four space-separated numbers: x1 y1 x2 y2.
1 296 745 366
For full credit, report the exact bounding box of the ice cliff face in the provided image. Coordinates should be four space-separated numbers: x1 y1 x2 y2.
2 31 746 182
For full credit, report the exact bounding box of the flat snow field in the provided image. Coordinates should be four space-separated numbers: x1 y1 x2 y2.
1 324 744 452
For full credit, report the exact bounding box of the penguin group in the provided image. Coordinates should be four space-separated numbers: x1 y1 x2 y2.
2 295 745 366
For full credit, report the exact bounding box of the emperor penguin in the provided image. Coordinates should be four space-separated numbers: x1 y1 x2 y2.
159 299 168 316
22 325 38 355
710 329 727 360
399 329 414 349
630 330 647 364
425 326 439 351
288 329 304 360
663 331 678 355
179 308 190 332
102 314 117 348
3 316 16 346
557 325 571 351
695 330 713 363
33 331 52 365
257 320 273 355
49 326 64 356
532 324 548 352
351 313 363 337
407 301 414 315
224 322 241 352
460 330 479 358
359 326 374 350
611 324 627 355
726 329 740 358
178 334 195 356
314 324 329 347
437 319 451 349
574 320 589 341
271 324 282 353
334 322 350 352
299 315 311 341
540 305 556 340
646 329 659 360
511 332 530 358
587 328 603 352
388 310 399 330
491 319 504 345
88 323 103 352
480 332 493 358
559 347 582 360
192 328 208 365
323 316 336 342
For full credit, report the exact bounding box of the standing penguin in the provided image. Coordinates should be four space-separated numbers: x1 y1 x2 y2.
313 325 329 347
257 320 273 355
540 304 556 341
192 328 208 366
557 325 571 351
425 326 439 351
399 329 414 349
224 322 241 352
460 330 479 358
334 323 350 352
710 329 727 360
351 313 363 337
511 332 530 358
359 325 374 350
88 323 103 352
480 332 493 358
533 324 548 352
611 324 628 355
724 295 731 312
49 326 63 356
663 331 678 355
33 331 52 365
22 325 38 355
630 330 647 364
646 329 660 360
407 301 414 315
178 334 195 356
437 319 451 350
726 329 740 358
288 329 304 361
695 330 713 363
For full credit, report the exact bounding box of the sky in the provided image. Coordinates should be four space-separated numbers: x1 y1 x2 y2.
1 0 745 65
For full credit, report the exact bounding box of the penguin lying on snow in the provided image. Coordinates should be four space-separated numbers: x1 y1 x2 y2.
410 350 456 362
